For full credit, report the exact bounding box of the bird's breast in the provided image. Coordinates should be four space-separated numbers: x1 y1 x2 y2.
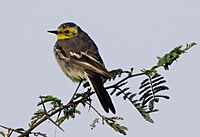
55 55 86 82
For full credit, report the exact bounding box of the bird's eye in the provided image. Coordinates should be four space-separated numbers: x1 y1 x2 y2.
64 30 70 33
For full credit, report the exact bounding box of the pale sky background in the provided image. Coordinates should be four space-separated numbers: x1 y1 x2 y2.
0 0 199 137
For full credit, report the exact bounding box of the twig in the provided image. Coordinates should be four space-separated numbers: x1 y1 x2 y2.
85 102 102 117
0 124 23 135
106 72 145 89
40 97 64 132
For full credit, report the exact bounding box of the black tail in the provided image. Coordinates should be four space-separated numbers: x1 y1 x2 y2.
88 74 116 114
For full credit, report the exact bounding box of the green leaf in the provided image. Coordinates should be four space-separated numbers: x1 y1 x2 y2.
123 92 132 100
128 93 137 100
37 95 56 106
140 78 149 87
56 115 68 125
151 76 164 83
183 42 196 52
141 69 157 76
149 99 155 111
139 86 151 95
110 88 117 95
0 131 5 137
104 117 128 135
131 100 154 123
110 69 124 79
137 106 154 123
151 73 161 79
154 95 170 99
156 43 196 70
15 128 25 132
152 80 166 87
116 91 124 96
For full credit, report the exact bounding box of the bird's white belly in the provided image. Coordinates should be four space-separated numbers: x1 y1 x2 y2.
56 57 86 82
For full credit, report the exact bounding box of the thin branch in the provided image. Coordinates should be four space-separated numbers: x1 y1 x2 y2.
106 72 145 90
40 97 64 132
0 124 23 135
85 102 102 118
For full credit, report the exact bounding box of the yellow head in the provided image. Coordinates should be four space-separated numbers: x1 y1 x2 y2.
48 22 78 40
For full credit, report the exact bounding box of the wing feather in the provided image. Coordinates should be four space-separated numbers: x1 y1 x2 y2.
69 51 112 78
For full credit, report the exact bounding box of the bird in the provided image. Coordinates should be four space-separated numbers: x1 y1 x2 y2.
48 22 116 114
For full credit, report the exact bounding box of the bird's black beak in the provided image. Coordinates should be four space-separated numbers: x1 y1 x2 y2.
47 30 58 34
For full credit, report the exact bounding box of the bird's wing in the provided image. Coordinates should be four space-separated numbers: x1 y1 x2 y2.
55 48 112 78
70 51 112 78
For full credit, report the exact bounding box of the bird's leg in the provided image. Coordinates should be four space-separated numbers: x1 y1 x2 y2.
67 81 83 118
69 80 82 103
